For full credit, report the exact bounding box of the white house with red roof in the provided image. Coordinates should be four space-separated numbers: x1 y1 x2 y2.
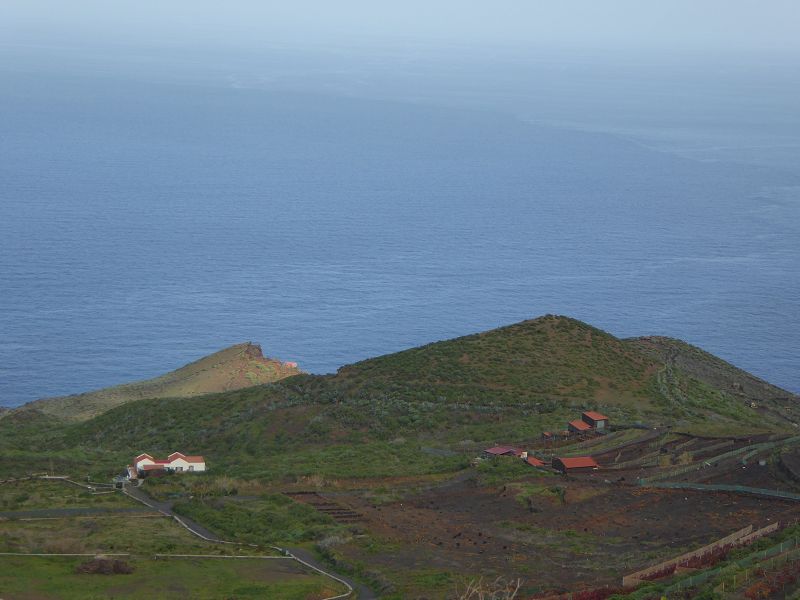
131 452 206 477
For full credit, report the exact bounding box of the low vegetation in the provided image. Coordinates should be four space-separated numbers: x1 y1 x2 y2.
1 315 797 598
12 342 301 422
0 556 342 600
173 494 340 545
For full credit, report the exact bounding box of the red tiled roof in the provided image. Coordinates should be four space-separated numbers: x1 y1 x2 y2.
168 452 203 463
484 446 519 456
583 411 609 421
526 456 545 467
141 464 166 471
568 419 592 431
542 431 552 436
136 453 205 466
557 456 599 469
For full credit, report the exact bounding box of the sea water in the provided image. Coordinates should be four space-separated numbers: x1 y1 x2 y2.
1 44 798 405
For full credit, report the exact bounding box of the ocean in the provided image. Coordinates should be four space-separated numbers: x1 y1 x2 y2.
1 43 798 405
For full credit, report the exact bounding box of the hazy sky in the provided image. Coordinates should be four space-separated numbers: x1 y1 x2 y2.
2 1 799 59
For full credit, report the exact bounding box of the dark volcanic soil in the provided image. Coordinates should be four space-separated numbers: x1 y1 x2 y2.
331 475 800 592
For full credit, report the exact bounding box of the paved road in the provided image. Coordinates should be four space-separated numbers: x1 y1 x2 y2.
288 546 376 600
123 485 375 599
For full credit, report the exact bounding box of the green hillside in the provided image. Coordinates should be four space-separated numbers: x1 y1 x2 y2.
1 315 789 481
626 335 798 431
338 315 661 406
626 335 793 404
10 342 301 422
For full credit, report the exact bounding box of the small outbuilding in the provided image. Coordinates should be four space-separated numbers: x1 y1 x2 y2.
483 446 522 459
553 456 599 473
525 455 545 467
567 419 592 434
582 411 609 429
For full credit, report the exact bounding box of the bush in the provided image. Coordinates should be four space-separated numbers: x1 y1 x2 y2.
75 558 134 575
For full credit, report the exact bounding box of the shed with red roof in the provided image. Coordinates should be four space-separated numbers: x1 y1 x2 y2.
567 419 592 434
525 456 545 468
582 411 609 429
483 446 523 459
553 456 599 473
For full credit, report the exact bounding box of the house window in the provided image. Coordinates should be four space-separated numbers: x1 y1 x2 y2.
188 466 194 472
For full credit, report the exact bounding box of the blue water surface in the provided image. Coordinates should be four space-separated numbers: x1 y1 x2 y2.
1 47 798 405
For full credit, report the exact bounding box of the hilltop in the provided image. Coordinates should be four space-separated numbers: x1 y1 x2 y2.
11 342 301 422
2 315 796 480
337 315 661 407
3 315 789 478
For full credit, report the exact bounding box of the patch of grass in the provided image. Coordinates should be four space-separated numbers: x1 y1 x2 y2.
0 513 273 556
0 555 344 599
173 494 340 545
511 482 565 508
476 457 551 486
0 480 137 511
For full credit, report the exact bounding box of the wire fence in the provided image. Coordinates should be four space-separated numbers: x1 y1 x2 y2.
639 435 800 485
645 482 800 501
663 535 800 595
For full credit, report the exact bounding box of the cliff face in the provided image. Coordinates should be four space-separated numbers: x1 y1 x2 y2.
15 342 301 422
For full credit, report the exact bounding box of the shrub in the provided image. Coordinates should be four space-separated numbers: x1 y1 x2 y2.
75 558 134 575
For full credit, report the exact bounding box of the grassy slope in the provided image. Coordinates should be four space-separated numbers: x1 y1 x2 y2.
626 335 794 403
0 315 782 480
13 342 301 422
336 314 661 407
627 335 800 432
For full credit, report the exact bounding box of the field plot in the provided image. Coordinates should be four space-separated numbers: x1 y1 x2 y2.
0 479 136 511
0 479 347 599
0 555 341 600
320 474 800 595
0 513 271 556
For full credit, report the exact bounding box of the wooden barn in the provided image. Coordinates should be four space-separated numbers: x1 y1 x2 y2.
553 456 599 473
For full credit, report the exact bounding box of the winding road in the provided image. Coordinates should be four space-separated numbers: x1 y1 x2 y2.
122 484 375 599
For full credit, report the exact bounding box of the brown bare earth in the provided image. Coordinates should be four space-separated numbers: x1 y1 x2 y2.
321 473 800 593
295 431 800 595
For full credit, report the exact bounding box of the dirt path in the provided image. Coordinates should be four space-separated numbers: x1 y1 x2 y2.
123 484 374 599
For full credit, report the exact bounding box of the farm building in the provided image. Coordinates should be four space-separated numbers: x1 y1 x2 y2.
132 452 206 477
582 411 609 429
553 456 599 473
567 419 592 434
483 446 523 459
524 455 545 467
